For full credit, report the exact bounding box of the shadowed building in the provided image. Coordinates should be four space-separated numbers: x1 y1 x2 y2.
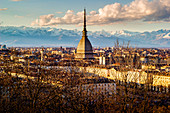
76 9 94 59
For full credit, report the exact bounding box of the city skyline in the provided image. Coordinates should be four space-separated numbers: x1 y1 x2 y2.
1 0 170 32
0 1 169 112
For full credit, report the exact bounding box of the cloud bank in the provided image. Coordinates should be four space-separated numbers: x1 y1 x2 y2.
0 8 8 11
14 15 24 18
11 0 23 1
32 0 170 26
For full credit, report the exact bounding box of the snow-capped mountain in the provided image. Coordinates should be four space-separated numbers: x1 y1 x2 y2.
113 30 140 37
163 33 170 39
0 26 169 47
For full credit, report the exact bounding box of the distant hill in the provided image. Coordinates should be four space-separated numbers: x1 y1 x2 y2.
0 26 170 48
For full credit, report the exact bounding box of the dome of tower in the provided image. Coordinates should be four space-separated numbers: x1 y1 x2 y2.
77 36 93 53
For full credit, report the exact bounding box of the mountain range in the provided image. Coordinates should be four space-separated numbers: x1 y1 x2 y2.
0 26 170 48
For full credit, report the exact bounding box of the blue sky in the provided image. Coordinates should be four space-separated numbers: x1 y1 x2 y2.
1 0 170 32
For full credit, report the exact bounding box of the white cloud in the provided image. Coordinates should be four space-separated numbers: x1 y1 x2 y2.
32 0 170 26
31 11 84 26
11 0 23 1
15 15 24 18
56 12 63 14
0 8 8 11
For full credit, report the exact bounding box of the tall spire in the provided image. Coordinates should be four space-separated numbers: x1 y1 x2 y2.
83 8 87 37
84 8 86 31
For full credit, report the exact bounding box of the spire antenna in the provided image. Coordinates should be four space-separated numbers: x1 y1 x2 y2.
84 8 86 31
